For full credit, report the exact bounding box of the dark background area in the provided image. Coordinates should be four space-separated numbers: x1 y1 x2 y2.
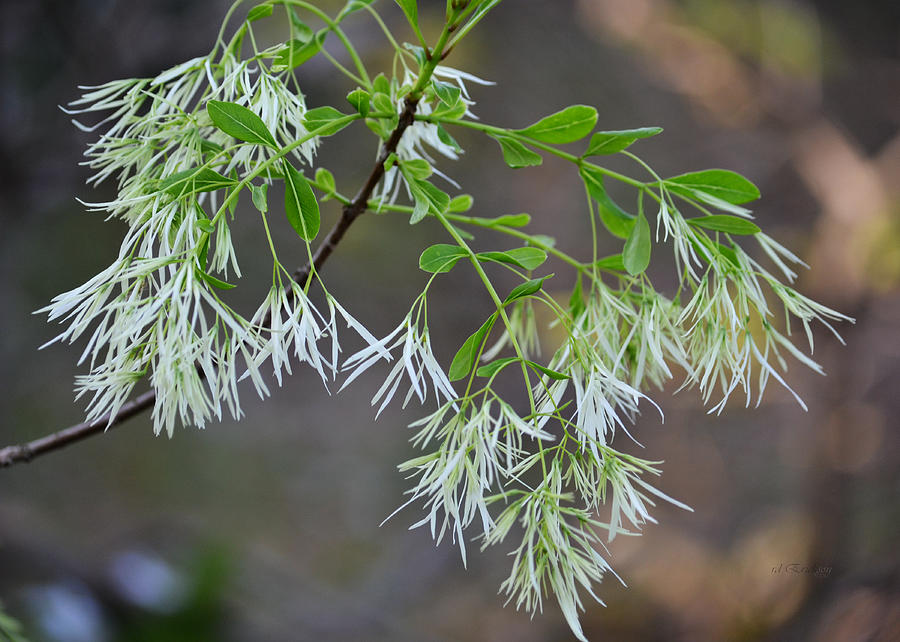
1 0 898 640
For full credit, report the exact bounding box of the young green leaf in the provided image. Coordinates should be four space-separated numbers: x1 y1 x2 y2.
623 210 651 275
595 253 626 272
159 168 236 198
665 169 760 204
419 244 468 273
410 195 429 224
195 266 237 290
346 88 370 117
579 166 635 239
504 274 553 304
687 215 761 235
477 247 547 270
436 124 462 152
314 167 336 194
207 100 277 147
490 135 542 168
433 80 461 106
569 275 585 319
411 180 450 215
525 360 569 380
584 127 662 156
250 183 268 213
195 218 215 235
449 314 496 381
283 161 320 241
247 3 273 21
517 105 598 144
448 194 474 212
304 106 352 136
476 357 519 379
400 159 433 180
394 0 418 29
273 33 325 69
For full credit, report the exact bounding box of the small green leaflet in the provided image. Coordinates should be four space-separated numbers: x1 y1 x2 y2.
283 161 320 241
595 253 626 272
490 135 542 168
449 314 496 381
465 213 531 228
436 124 462 152
207 100 277 148
159 168 236 198
346 88 370 117
401 159 433 180
504 274 553 304
569 275 585 319
448 194 474 212
195 266 236 290
274 33 325 69
665 169 760 205
314 167 336 194
518 105 598 144
477 247 547 270
250 183 268 213
419 244 468 273
623 210 651 275
394 0 418 28
432 80 461 106
247 3 273 21
584 127 662 156
579 166 635 239
476 357 518 379
304 106 352 136
526 360 569 380
409 180 450 224
687 215 760 235
288 10 314 41
195 218 215 234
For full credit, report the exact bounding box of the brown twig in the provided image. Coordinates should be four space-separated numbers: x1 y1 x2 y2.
1 98 420 469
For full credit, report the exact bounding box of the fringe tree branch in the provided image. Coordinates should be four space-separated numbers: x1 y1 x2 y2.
1 98 421 469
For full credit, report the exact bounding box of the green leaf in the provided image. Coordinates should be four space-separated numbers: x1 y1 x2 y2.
433 80 461 106
247 3 273 21
411 180 450 215
273 33 325 69
476 357 519 378
339 0 376 17
687 215 760 235
159 168 236 198
207 100 277 147
400 159 433 180
448 194 474 212
394 0 418 28
371 92 395 116
569 275 585 319
419 244 468 273
346 88 370 117
518 105 598 144
250 183 268 213
665 169 760 205
195 266 236 290
288 11 314 41
490 135 542 169
477 247 547 270
504 274 553 304
579 166 635 239
373 73 390 95
595 253 626 272
526 360 569 380
409 196 429 224
623 211 651 275
432 97 467 120
195 218 215 234
304 106 352 136
584 127 662 156
449 314 496 381
436 124 462 152
283 161 320 241
315 167 336 194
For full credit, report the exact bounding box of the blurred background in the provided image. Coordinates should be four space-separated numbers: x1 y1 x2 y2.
1 0 898 640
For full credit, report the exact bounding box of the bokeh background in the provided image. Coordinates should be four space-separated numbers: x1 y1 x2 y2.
1 0 898 640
